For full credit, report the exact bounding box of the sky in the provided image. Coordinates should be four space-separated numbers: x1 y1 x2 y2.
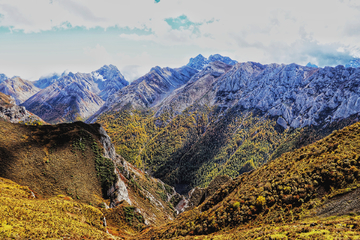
1 0 360 81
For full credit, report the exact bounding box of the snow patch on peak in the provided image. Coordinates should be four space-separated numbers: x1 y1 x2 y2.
91 72 105 81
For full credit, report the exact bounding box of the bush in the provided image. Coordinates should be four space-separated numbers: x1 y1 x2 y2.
233 201 240 208
255 196 266 207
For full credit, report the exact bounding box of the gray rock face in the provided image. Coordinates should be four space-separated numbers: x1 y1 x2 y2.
0 92 43 123
94 124 131 206
90 59 360 132
213 62 360 128
0 77 40 104
155 61 233 117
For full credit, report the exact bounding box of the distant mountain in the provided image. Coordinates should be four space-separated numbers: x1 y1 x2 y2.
0 77 40 104
34 72 65 89
306 62 318 68
213 63 360 129
22 65 128 123
34 65 129 100
87 65 198 123
345 58 360 68
91 64 128 100
22 72 105 123
0 73 7 83
187 54 237 70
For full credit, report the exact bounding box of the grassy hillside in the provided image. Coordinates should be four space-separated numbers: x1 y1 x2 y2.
0 177 110 239
0 120 179 238
138 120 360 239
0 120 116 203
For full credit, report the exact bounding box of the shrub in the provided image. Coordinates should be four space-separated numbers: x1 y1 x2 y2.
255 196 266 208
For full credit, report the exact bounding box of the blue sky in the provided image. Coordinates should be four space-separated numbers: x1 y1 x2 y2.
1 0 360 81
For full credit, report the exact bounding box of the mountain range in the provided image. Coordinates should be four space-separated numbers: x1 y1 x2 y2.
3 55 360 191
2 54 360 238
12 65 129 123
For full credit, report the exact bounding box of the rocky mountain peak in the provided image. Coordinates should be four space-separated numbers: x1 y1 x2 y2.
186 54 208 70
208 54 237 66
0 74 8 83
187 54 237 70
92 65 128 85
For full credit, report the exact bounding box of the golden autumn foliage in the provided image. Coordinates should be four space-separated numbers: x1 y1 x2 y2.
0 177 110 239
97 106 290 191
136 120 360 239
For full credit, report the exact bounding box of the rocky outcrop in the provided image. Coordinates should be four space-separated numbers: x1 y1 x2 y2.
0 77 40 104
0 92 44 123
92 124 131 207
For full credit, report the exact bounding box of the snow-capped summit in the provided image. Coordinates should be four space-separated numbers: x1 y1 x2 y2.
92 65 128 85
91 65 129 100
